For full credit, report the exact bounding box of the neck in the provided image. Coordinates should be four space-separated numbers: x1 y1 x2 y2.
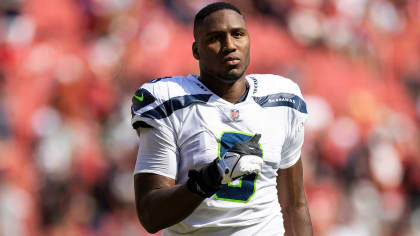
199 74 247 103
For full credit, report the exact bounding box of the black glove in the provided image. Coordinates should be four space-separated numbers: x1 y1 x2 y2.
187 158 222 198
187 134 263 198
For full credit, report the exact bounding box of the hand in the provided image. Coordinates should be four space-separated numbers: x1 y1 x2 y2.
186 134 263 198
217 134 263 184
187 158 222 198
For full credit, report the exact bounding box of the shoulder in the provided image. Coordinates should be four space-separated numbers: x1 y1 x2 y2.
131 75 212 124
247 74 303 99
133 74 211 105
139 75 209 100
248 74 307 114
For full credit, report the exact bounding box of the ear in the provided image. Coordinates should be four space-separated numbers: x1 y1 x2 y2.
192 42 200 60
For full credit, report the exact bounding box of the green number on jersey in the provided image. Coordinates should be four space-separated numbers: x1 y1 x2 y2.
214 132 263 203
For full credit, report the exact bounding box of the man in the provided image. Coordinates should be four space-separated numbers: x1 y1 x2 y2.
131 2 313 235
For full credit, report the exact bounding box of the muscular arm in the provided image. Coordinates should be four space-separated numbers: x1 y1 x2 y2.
133 129 260 233
134 173 204 233
277 159 313 236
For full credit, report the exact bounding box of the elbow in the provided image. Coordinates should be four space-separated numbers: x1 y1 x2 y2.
136 203 162 234
137 211 162 234
142 222 160 234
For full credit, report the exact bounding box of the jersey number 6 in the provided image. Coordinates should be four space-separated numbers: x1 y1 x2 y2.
214 132 263 203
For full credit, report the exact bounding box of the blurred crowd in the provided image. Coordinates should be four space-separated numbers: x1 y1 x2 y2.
0 0 419 235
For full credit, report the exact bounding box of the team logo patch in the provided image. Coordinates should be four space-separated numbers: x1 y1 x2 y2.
231 109 240 121
132 88 156 111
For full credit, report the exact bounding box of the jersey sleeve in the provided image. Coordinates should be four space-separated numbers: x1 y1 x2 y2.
131 82 178 179
134 127 177 179
279 82 308 169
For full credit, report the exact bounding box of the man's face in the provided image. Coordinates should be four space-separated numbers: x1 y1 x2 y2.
193 9 250 83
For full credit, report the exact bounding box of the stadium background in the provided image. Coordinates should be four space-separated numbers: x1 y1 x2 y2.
0 0 419 235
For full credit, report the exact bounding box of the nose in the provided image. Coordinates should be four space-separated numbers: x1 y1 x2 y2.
222 34 236 53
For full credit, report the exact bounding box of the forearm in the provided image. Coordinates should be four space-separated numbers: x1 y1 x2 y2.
136 182 204 233
277 159 313 236
283 203 313 236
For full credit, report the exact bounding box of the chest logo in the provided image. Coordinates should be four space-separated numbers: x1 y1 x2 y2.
231 109 240 121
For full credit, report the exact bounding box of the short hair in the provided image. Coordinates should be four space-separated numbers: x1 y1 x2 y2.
193 2 242 39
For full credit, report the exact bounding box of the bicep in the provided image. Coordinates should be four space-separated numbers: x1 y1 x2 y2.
133 126 177 208
133 172 175 225
134 173 175 203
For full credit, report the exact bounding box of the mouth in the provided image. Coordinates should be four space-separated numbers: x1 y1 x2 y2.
224 56 240 66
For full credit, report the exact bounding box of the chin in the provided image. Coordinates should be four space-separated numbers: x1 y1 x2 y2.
219 69 246 83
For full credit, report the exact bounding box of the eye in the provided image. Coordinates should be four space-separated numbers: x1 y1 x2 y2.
232 30 245 38
207 33 222 43
208 35 218 42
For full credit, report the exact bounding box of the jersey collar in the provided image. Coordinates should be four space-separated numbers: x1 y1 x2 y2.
187 74 255 106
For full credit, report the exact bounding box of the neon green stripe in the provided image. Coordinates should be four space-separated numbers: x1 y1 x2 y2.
228 179 242 188
214 173 259 203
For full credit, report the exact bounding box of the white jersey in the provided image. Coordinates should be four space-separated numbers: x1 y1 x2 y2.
131 74 308 236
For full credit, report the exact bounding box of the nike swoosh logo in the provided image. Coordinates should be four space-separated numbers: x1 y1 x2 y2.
134 94 144 102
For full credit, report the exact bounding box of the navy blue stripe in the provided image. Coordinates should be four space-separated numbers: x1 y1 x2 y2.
253 93 307 113
141 94 212 119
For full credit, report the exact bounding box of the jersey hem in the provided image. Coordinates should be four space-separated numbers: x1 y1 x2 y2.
278 154 301 169
133 170 176 180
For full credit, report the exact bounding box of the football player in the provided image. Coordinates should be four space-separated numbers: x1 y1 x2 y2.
131 2 313 235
